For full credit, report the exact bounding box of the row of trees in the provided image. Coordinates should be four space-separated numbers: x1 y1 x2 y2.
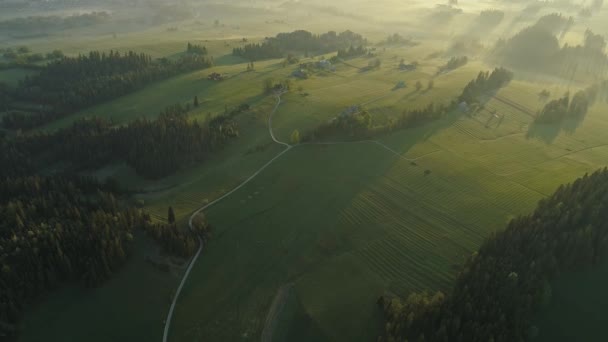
535 91 589 123
534 81 608 124
495 14 607 79
337 46 369 59
303 68 513 142
2 104 247 179
186 42 208 55
232 30 367 61
381 33 416 46
2 48 63 62
2 50 213 129
379 168 608 342
459 67 514 103
478 10 504 26
438 56 468 74
304 102 449 141
0 12 110 32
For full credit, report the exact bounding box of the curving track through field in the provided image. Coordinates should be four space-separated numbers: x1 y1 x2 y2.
162 90 429 342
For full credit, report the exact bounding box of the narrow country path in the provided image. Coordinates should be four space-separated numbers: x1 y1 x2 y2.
162 90 429 342
162 92 291 342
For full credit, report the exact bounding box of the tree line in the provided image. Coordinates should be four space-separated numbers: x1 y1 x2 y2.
535 91 588 123
303 68 513 141
379 168 608 342
0 174 209 338
186 42 208 55
459 67 513 104
232 30 367 61
337 45 369 59
534 81 608 124
438 56 468 74
494 14 607 79
0 12 110 32
0 176 211 337
1 50 213 129
2 103 248 179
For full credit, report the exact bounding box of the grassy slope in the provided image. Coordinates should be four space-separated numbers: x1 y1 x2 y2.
18 235 181 342
18 3 608 340
20 46 608 341
173 66 608 341
39 58 285 132
22 40 608 342
168 60 608 341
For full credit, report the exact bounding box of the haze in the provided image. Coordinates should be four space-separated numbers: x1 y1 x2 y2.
1 1 608 342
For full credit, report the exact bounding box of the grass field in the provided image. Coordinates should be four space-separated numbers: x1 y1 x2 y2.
22 39 608 342
167 76 608 341
18 45 608 341
39 57 285 131
18 234 182 342
12 1 608 340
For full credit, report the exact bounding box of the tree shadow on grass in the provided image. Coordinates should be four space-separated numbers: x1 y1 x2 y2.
526 116 586 144
376 107 467 160
526 123 561 144
214 54 247 66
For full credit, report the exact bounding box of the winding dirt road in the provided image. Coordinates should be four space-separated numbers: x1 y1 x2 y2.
162 90 428 342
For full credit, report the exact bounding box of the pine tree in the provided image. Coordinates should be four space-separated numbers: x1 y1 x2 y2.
168 206 176 224
194 95 199 107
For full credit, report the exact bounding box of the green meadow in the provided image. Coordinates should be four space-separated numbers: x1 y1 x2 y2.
23 40 608 342
10 1 608 341
167 77 608 340
18 235 181 342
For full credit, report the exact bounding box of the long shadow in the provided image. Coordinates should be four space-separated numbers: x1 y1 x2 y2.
462 17 504 39
371 107 469 160
214 54 247 66
527 115 586 144
526 123 561 144
386 88 505 147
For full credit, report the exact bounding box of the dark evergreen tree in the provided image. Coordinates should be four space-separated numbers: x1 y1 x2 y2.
3 50 213 129
233 30 367 61
168 206 176 224
379 168 608 342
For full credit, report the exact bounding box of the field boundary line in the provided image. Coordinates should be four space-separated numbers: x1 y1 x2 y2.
163 90 432 341
261 283 294 342
162 91 291 342
298 140 430 162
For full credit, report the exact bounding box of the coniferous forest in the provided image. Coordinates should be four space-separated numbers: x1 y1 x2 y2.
2 104 245 180
3 1 608 340
0 91 233 339
0 175 205 338
232 30 367 61
1 50 213 129
0 103 225 336
379 168 608 342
